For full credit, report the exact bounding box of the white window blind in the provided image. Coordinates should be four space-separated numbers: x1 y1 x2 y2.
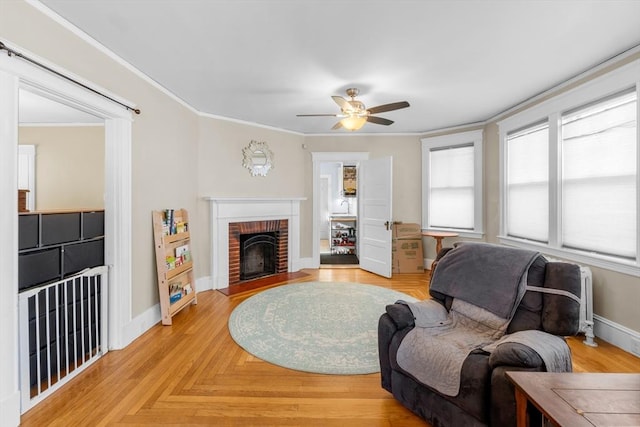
499 61 640 274
561 90 637 259
506 122 549 242
429 144 474 229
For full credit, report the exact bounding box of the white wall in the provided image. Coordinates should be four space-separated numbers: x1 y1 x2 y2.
19 126 105 210
320 162 348 214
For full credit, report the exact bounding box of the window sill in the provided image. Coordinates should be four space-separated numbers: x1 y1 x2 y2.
498 236 640 277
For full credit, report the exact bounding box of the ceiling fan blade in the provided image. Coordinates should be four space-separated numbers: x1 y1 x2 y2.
331 121 343 130
332 95 354 112
296 114 339 117
366 101 410 115
367 116 394 126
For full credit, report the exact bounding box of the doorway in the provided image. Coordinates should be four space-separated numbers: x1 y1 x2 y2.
1 50 134 421
311 152 369 268
319 161 359 266
17 89 108 412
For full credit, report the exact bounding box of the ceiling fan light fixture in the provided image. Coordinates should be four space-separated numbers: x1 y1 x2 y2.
340 115 367 131
297 87 409 131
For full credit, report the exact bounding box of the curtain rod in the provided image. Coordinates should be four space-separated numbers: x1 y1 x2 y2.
0 41 140 115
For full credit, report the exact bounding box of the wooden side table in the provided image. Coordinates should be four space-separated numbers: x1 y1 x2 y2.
506 371 640 427
422 231 459 254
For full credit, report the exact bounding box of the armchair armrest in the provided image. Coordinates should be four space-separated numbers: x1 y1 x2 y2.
486 329 571 372
385 303 415 330
488 342 544 369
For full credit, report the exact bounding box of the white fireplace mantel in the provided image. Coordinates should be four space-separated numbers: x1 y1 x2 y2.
204 197 306 289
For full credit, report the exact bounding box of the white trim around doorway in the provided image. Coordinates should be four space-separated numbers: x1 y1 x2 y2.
310 152 370 268
0 43 134 421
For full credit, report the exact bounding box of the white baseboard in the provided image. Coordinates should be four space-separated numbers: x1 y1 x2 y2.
295 257 316 270
594 315 640 357
196 275 213 292
0 390 20 427
117 278 214 349
118 303 161 349
425 258 435 270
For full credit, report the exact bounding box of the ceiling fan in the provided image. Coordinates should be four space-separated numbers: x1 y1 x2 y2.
297 88 410 131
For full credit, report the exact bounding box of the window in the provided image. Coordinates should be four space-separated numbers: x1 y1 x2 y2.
506 122 549 242
561 90 637 259
422 130 483 237
499 59 639 275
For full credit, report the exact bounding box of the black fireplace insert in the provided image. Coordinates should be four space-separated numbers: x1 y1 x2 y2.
239 232 277 281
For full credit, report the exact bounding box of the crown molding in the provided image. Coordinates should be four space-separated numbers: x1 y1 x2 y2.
26 0 198 115
197 111 304 136
488 43 640 124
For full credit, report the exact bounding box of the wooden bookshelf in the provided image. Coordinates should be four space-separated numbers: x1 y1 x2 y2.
152 209 197 325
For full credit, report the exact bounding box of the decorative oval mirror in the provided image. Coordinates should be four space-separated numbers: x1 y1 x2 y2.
242 140 274 176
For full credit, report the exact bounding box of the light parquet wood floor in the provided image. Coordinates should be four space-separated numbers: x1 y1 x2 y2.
20 269 640 426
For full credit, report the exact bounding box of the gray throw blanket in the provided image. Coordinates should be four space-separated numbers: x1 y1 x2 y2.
430 242 540 319
396 242 541 396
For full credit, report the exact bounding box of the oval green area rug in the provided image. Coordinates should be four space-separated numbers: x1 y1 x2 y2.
228 281 417 375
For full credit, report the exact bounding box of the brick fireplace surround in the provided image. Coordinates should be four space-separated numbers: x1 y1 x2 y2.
228 219 288 285
205 197 305 289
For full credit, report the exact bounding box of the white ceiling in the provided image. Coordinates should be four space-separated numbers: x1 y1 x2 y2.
34 0 640 134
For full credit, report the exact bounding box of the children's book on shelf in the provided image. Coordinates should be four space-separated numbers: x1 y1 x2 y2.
169 281 183 304
175 244 190 261
162 209 189 235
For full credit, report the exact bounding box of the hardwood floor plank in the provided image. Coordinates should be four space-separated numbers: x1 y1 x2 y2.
20 268 640 426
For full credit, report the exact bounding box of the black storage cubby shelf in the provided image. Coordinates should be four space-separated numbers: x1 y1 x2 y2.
18 210 105 292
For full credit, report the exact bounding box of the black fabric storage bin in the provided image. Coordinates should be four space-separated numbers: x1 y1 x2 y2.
41 213 81 246
64 239 104 276
83 211 105 239
19 248 61 290
19 214 39 250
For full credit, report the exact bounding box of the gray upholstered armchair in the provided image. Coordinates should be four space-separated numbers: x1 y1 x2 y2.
378 242 582 427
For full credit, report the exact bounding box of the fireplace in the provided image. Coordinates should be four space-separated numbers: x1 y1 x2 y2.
228 219 288 285
240 232 277 280
206 197 304 289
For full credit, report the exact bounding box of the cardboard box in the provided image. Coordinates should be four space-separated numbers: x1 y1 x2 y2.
391 223 424 273
393 222 422 238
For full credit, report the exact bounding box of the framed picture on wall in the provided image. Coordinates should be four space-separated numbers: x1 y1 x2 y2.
343 165 357 197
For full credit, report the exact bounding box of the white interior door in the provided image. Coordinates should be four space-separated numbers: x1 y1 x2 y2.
359 156 393 277
319 176 329 240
